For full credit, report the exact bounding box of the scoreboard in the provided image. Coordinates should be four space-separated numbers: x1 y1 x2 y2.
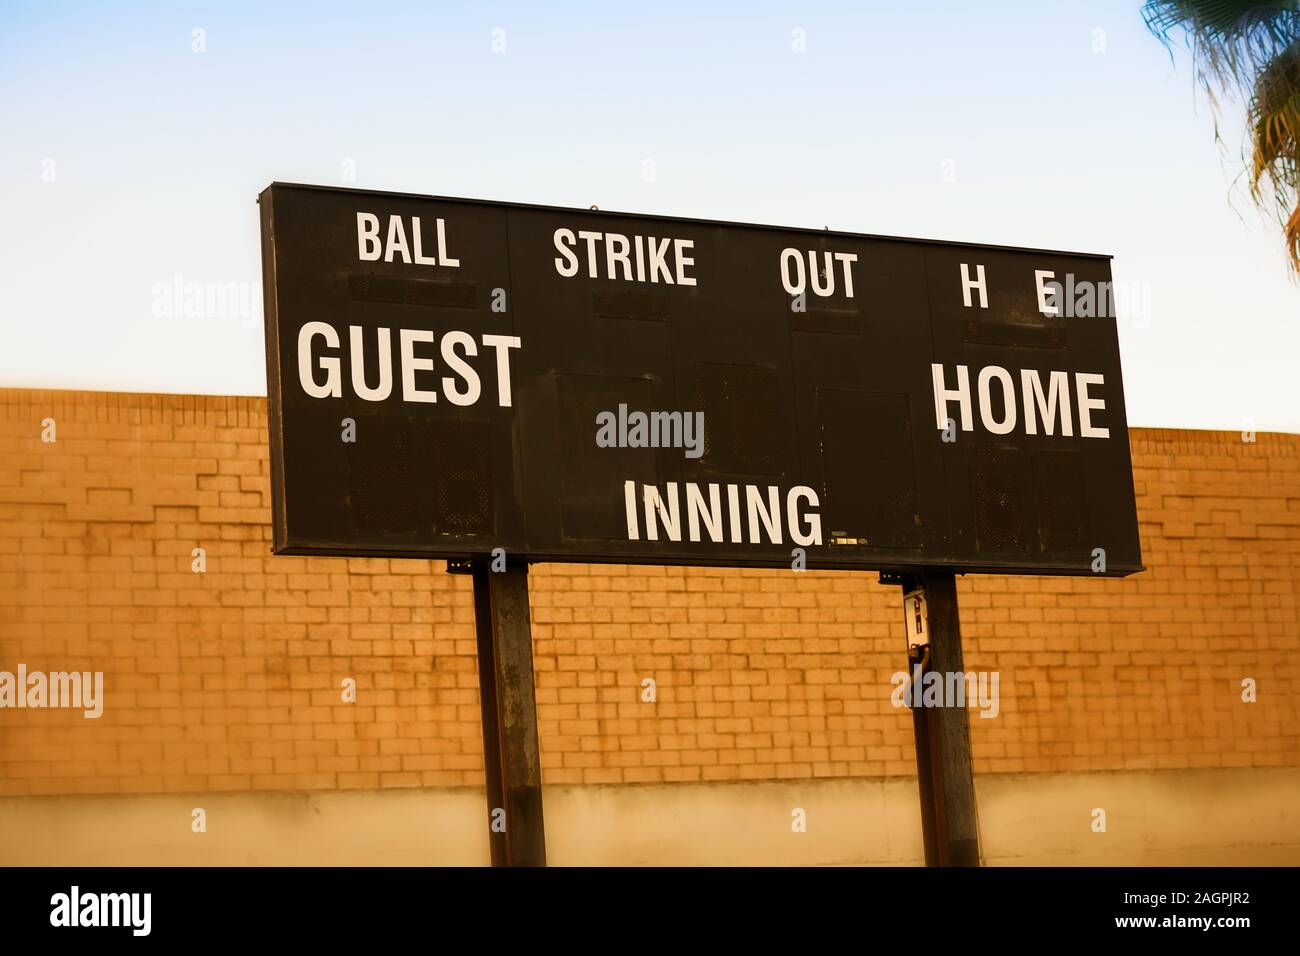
258 182 1142 576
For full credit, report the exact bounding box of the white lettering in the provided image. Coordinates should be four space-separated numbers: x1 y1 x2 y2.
298 322 342 398
553 228 580 277
1076 372 1109 438
977 366 1017 435
932 363 973 432
960 263 987 308
398 329 437 404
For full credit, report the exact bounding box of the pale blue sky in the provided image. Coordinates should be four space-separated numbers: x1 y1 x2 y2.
2 0 1297 432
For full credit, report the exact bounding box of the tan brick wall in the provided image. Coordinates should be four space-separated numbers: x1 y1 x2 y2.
0 388 1296 797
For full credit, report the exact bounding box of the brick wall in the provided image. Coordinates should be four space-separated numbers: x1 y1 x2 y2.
0 388 1296 797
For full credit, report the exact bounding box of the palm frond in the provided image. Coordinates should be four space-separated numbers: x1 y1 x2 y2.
1144 1 1299 89
1145 1 1300 273
1247 43 1300 267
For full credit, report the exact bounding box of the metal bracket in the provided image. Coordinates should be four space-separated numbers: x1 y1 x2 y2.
446 559 474 575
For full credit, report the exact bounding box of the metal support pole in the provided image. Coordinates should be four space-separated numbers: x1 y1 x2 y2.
899 571 980 867
908 639 941 866
471 557 546 866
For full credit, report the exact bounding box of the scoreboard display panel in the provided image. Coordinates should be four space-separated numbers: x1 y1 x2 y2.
259 182 1142 576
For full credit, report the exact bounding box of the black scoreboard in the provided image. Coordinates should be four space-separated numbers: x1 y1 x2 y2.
258 183 1142 576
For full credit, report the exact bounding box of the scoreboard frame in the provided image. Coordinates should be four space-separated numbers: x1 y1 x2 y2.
259 182 1143 578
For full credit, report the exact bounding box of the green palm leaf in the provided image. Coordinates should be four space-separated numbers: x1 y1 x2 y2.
1144 1 1300 270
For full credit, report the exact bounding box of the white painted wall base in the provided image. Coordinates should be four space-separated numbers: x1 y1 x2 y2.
2 768 1296 866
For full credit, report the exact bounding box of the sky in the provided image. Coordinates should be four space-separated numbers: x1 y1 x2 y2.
1 0 1297 433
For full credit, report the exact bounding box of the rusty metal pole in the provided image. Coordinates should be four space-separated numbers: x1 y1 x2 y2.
898 571 979 867
903 611 940 863
471 557 546 866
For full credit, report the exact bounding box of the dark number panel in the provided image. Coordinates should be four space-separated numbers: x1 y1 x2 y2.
259 183 1141 576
